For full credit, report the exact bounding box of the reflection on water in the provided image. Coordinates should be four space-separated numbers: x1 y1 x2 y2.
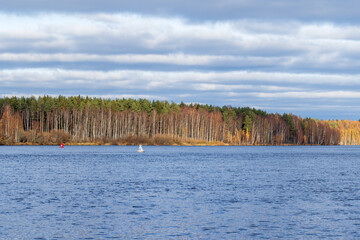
1 146 360 239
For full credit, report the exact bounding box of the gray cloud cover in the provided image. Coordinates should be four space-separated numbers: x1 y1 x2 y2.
0 2 360 119
1 0 360 22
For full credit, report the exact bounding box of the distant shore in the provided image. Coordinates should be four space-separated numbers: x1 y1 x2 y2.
1 141 342 146
2 96 356 147
1 141 230 146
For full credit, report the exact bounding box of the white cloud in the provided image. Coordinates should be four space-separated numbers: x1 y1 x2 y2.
0 12 360 76
254 91 360 98
1 93 166 100
298 23 360 40
1 68 360 93
1 13 360 57
0 53 283 66
1 12 360 119
191 83 301 91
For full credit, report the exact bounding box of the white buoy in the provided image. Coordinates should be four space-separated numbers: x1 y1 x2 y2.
137 144 144 153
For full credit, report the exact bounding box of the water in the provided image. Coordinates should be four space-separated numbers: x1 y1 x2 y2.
1 146 360 239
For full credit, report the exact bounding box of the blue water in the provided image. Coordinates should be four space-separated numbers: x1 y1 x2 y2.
1 146 360 239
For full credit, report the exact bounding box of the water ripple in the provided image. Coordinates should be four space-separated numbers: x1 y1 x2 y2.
0 145 360 239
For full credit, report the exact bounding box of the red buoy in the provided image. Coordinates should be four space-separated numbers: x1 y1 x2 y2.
60 143 64 148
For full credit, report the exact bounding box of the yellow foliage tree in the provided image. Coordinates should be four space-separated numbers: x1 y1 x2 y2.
326 120 360 145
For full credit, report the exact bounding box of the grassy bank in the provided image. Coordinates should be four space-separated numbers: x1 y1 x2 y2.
0 134 230 146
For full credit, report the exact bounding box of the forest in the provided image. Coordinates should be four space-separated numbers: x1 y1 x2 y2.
0 95 358 145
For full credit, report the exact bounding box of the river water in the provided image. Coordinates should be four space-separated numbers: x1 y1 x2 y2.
0 146 360 239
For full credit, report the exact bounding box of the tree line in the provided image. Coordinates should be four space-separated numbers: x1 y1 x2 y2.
0 95 350 145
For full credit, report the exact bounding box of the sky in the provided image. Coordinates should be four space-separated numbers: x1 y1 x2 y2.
1 1 360 120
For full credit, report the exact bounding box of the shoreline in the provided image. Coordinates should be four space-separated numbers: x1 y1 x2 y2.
0 142 345 146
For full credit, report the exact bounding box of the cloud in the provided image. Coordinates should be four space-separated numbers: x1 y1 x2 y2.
1 11 360 119
0 13 359 55
0 0 360 22
1 68 359 92
1 93 166 101
0 53 283 66
191 83 300 92
1 13 360 75
254 91 360 99
1 67 359 119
